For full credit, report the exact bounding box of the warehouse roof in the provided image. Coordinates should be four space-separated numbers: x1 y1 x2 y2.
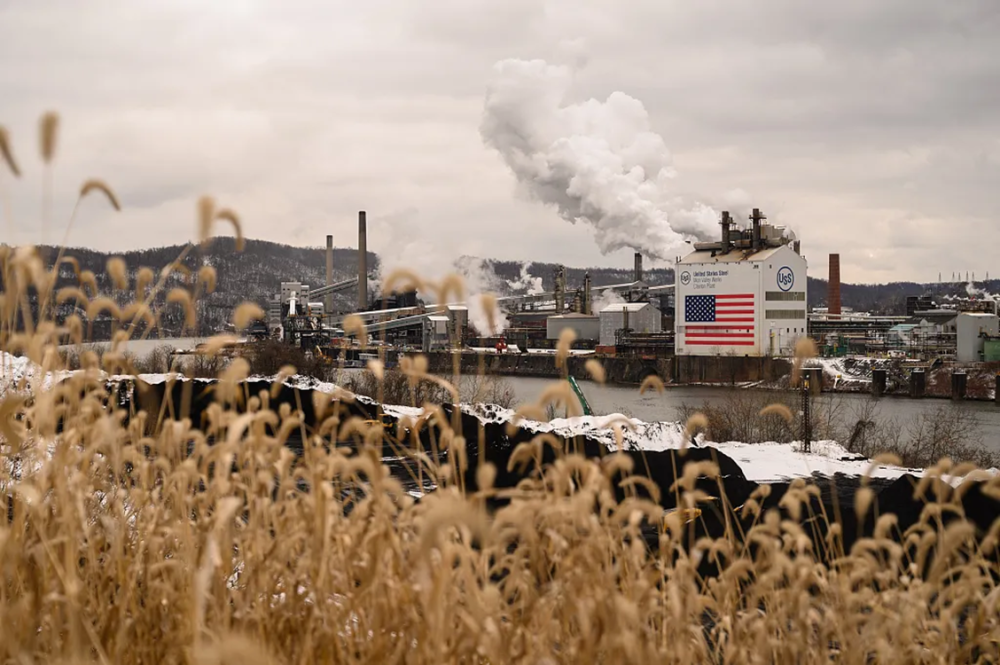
678 245 785 265
600 303 650 313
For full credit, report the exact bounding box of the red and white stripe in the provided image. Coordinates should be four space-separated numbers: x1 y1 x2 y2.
684 293 756 347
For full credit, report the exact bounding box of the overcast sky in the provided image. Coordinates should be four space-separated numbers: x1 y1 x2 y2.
1 0 998 284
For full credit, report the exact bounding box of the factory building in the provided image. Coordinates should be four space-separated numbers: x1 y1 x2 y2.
957 312 1000 362
599 303 661 347
675 209 808 357
547 313 600 341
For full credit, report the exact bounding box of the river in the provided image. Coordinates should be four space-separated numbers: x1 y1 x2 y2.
497 376 1000 455
71 337 1000 454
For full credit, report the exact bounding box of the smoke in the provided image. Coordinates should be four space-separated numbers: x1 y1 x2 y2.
454 256 511 337
481 58 720 261
373 215 509 336
965 281 999 302
507 262 545 295
591 287 625 314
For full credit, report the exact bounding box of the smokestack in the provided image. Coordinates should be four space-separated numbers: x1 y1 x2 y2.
634 252 643 283
583 271 592 315
358 211 368 311
750 208 764 251
325 235 334 319
553 266 564 314
828 253 842 317
720 211 731 254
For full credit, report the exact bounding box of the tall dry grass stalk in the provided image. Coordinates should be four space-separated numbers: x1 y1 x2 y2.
0 125 20 177
80 178 121 211
0 123 999 664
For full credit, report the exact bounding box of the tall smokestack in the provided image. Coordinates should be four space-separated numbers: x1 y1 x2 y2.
325 234 334 319
720 211 731 254
828 253 842 317
583 271 592 315
554 265 565 314
750 208 764 251
634 252 643 283
358 211 368 311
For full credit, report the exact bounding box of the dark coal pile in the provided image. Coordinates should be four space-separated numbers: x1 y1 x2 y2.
112 376 1000 575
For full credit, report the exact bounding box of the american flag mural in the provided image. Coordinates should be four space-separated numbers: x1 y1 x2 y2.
683 293 756 346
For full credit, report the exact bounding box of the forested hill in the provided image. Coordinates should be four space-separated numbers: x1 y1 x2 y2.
31 238 373 337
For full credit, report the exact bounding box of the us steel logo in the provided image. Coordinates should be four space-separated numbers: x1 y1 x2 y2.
680 271 691 285
777 266 794 291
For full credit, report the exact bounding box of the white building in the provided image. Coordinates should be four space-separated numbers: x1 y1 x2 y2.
675 210 808 357
280 282 310 304
599 303 661 346
957 312 1000 362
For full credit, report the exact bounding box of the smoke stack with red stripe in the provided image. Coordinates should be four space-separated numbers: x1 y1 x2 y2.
828 253 841 317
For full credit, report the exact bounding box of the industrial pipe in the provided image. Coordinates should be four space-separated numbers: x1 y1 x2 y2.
720 211 731 254
358 211 368 311
325 234 334 318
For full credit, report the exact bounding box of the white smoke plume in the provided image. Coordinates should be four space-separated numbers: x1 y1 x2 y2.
481 58 719 261
963 281 1000 306
591 287 625 314
506 262 545 296
454 256 511 337
372 213 508 336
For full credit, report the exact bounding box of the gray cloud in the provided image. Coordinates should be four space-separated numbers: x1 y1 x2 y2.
1 0 998 283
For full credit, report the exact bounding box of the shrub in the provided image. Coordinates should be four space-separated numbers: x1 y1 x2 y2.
341 368 451 406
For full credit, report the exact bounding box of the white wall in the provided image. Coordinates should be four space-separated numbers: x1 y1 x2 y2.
957 313 1000 362
675 260 762 356
761 245 809 356
675 244 808 358
599 305 660 346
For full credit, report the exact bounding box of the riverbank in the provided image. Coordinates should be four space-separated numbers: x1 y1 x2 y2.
430 349 1000 403
423 350 792 386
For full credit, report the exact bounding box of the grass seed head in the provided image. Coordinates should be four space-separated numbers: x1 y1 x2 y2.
39 111 59 163
585 358 606 384
0 125 20 176
683 412 709 439
80 178 121 210
215 208 244 251
106 256 128 290
233 302 265 332
759 403 794 423
198 196 215 245
556 327 576 368
639 374 664 394
198 265 217 293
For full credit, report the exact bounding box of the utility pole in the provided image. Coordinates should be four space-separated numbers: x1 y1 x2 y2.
801 373 811 454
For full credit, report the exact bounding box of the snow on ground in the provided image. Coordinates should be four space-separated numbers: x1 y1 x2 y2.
466 346 595 356
458 405 998 486
805 358 868 383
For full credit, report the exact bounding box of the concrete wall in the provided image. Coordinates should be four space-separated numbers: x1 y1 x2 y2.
672 354 792 384
423 351 670 385
420 351 791 387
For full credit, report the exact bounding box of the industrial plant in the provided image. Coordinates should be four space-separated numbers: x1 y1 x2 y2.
258 207 1000 370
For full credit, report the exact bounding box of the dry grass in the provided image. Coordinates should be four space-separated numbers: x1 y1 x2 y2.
1 117 1000 663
